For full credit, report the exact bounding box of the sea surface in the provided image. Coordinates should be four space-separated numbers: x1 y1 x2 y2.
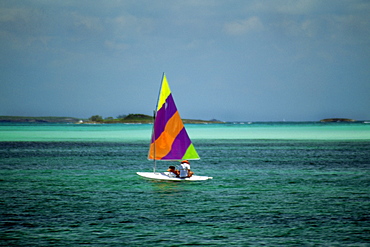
1 122 369 246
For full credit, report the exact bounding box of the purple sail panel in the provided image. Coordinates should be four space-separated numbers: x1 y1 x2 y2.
164 94 177 120
152 111 165 143
161 128 191 160
152 94 178 142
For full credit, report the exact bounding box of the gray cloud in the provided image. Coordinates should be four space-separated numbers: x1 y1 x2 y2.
1 0 369 121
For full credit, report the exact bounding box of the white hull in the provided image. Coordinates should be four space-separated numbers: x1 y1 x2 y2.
137 172 213 181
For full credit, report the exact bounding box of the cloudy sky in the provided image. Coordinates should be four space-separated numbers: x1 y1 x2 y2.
1 0 369 121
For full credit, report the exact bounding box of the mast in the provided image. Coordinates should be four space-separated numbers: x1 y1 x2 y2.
152 110 156 173
151 73 165 173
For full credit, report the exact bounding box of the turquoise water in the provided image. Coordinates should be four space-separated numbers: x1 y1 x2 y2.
1 122 370 246
1 122 370 142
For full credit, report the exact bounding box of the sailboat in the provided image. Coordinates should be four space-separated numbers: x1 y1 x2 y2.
136 73 213 181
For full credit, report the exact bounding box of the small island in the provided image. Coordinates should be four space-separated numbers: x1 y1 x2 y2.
320 118 356 122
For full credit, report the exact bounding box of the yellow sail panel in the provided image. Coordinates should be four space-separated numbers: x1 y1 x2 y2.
157 74 171 111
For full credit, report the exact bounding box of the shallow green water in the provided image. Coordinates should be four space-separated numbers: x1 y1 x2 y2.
1 122 369 142
1 123 369 246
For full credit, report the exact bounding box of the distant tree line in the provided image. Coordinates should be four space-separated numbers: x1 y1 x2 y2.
89 115 104 122
88 114 153 123
87 114 223 124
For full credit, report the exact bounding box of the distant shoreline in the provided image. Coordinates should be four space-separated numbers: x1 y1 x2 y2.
0 116 81 123
0 115 223 124
0 116 363 124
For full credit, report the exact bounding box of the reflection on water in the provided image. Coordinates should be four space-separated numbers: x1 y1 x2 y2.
148 180 195 196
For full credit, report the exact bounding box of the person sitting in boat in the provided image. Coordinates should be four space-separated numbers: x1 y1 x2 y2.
167 166 179 177
178 160 194 178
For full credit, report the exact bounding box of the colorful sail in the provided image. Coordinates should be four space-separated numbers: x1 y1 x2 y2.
148 74 200 161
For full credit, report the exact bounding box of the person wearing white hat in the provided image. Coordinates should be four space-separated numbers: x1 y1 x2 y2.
178 160 193 178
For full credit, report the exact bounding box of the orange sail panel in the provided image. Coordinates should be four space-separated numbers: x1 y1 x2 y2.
148 74 200 161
